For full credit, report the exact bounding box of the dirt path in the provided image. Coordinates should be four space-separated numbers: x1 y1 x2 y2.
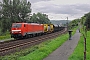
43 30 81 60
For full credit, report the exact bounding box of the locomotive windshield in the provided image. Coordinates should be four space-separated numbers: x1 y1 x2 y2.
12 24 22 28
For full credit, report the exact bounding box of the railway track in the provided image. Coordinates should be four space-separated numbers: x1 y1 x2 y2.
0 28 67 56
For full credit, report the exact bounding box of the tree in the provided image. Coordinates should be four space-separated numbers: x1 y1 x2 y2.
80 16 86 31
68 19 79 29
85 12 90 29
0 0 31 33
19 0 31 22
29 12 51 24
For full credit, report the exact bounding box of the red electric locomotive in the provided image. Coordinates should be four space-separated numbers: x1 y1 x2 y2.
11 23 44 39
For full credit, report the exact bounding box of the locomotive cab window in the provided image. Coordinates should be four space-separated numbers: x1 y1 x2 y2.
12 24 22 28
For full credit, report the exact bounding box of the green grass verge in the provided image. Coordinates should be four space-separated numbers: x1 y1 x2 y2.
69 31 90 60
72 27 78 35
0 31 11 40
0 34 11 41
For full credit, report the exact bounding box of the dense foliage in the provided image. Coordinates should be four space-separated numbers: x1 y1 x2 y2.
84 12 90 29
68 19 79 30
29 12 51 24
78 12 90 30
69 11 90 30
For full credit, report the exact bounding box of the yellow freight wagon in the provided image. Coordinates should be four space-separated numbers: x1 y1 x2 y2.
43 24 48 33
43 24 54 33
49 24 54 32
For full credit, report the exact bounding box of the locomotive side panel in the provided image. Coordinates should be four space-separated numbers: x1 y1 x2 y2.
22 23 28 36
30 24 44 34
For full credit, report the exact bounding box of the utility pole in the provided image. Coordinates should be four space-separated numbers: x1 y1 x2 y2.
67 17 68 31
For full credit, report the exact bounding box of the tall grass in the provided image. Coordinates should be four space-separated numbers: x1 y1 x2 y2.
0 32 11 40
0 35 11 40
69 31 90 60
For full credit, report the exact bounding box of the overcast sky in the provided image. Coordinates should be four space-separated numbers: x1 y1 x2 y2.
27 0 90 20
0 0 90 20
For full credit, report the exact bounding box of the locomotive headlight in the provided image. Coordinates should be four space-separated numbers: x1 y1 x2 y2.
12 31 14 33
19 31 21 33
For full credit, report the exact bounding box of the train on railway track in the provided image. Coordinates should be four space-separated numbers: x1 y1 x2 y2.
11 23 65 39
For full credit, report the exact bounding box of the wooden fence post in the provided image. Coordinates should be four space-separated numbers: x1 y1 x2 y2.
83 34 86 60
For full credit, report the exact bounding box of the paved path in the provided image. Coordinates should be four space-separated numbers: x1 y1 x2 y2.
43 30 81 60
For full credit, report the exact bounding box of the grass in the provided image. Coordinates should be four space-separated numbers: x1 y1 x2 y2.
0 34 11 40
0 31 14 41
69 31 90 60
0 31 11 41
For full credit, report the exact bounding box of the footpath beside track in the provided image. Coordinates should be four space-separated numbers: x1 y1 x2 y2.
43 30 81 60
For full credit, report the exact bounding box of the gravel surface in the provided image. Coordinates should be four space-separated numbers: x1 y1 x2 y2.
43 30 81 60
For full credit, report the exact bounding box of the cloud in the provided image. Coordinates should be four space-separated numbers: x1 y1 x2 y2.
0 0 2 2
74 4 90 12
32 1 90 16
27 0 90 20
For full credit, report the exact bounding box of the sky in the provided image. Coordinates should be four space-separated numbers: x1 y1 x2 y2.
27 0 90 20
0 0 90 20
